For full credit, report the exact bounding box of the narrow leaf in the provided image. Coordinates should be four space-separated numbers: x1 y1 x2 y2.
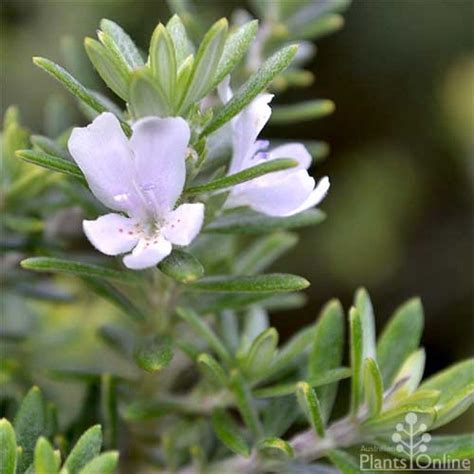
31 135 70 160
292 14 345 41
377 298 424 386
327 449 360 474
176 307 231 364
186 158 297 195
257 437 294 458
166 15 194 65
100 374 118 449
133 337 173 372
158 249 204 283
388 349 426 402
211 409 250 457
363 358 383 418
431 384 474 429
355 287 376 361
0 419 17 474
34 437 58 474
64 425 102 474
271 100 335 124
197 353 228 387
349 307 363 415
16 149 84 181
189 273 309 293
21 257 140 285
202 44 298 136
128 70 169 118
206 209 325 234
296 382 325 436
78 452 119 474
243 328 278 379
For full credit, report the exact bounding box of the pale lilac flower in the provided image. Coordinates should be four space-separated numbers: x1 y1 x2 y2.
219 82 330 217
68 112 204 270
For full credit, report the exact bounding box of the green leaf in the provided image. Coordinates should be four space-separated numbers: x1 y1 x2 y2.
257 437 294 458
206 209 325 234
235 232 298 275
376 298 424 386
308 299 345 421
34 437 58 474
21 257 140 285
85 37 130 100
242 328 278 379
14 387 45 473
296 382 325 437
197 353 228 387
100 19 144 69
327 449 361 474
431 384 474 429
134 337 173 372
271 100 335 124
202 44 298 136
363 358 383 418
16 149 85 181
0 419 17 474
64 425 102 474
166 15 194 65
100 374 118 449
189 273 309 293
211 409 250 457
349 307 363 415
230 370 263 438
355 287 376 361
31 135 70 160
128 70 169 118
83 277 146 322
179 18 228 111
254 367 351 398
176 307 232 364
158 249 204 283
187 158 297 195
211 20 259 89
291 14 345 41
149 24 177 102
78 452 119 474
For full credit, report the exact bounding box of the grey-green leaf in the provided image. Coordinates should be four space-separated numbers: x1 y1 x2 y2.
78 452 119 474
202 44 298 136
363 358 383 418
243 328 278 379
376 298 424 386
158 249 204 283
134 337 173 373
257 437 294 458
349 307 363 415
128 70 170 118
355 287 376 361
211 409 250 457
271 100 335 124
0 419 17 474
197 353 228 387
296 382 325 437
64 425 102 474
34 437 58 474
166 15 194 65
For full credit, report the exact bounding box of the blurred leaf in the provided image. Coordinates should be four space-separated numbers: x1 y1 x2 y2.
63 425 102 474
431 384 474 430
21 257 141 285
150 24 177 103
189 273 309 293
290 14 344 41
100 19 144 69
34 437 58 474
180 18 228 111
100 375 118 449
271 100 335 124
206 209 325 234
31 135 70 160
377 298 424 386
258 437 294 458
308 300 344 421
0 419 17 474
363 358 383 418
14 387 45 472
296 382 325 437
128 70 169 118
327 449 360 474
158 249 204 283
177 307 231 364
262 396 298 438
197 353 228 387
16 149 84 181
202 44 298 136
78 452 118 474
85 38 130 100
211 409 250 457
212 20 259 89
166 15 194 65
349 307 363 415
243 328 278 379
186 158 297 195
134 337 173 373
4 215 43 234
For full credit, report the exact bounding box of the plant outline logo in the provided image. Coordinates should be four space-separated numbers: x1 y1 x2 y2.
391 412 431 469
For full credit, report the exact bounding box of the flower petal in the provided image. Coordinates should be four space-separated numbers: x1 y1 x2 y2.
83 213 140 256
130 117 190 214
230 93 273 173
123 236 172 270
269 143 312 170
163 203 205 246
229 169 316 217
68 113 137 213
287 176 330 215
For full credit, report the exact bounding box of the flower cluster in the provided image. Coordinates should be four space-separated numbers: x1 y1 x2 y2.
69 92 329 269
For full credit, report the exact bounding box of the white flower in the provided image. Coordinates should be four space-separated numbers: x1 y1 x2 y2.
68 112 204 270
217 81 330 217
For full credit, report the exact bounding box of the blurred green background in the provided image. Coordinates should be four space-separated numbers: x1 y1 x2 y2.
2 0 472 423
